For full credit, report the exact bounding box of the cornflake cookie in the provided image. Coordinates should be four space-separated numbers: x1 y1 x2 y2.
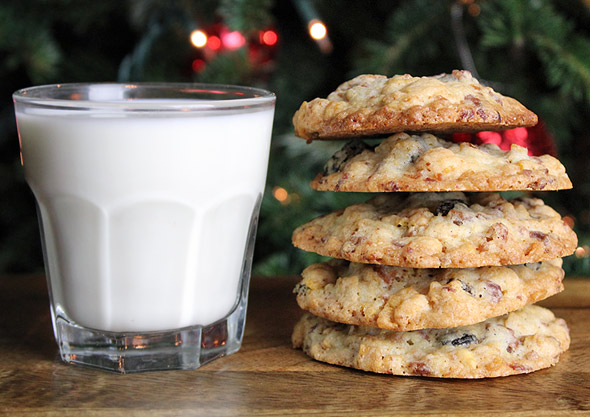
295 259 564 331
292 305 570 378
292 192 577 268
293 70 537 140
312 133 572 192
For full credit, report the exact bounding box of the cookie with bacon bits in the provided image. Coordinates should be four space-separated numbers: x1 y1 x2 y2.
311 133 571 192
293 70 537 140
294 258 564 331
292 192 577 268
292 305 569 378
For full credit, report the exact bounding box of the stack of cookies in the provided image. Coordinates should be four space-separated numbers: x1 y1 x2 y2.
289 70 577 378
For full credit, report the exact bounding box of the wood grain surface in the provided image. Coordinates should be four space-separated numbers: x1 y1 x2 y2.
0 274 589 416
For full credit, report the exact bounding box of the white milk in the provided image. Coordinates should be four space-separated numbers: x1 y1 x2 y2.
17 106 274 332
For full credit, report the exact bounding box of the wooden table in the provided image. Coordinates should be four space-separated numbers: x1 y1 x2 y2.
1 274 589 416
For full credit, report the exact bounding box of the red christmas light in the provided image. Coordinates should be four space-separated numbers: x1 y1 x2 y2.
192 58 206 73
261 30 278 46
222 30 246 49
207 35 221 50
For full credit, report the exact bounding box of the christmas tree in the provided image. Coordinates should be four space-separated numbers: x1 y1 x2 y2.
1 0 589 276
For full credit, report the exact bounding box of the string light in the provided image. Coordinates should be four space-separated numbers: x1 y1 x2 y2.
260 30 278 46
222 30 246 49
575 246 590 258
190 30 207 48
192 58 206 73
308 19 327 40
292 0 332 53
273 186 289 203
207 35 222 50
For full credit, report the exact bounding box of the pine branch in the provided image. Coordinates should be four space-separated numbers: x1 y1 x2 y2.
531 33 590 101
197 48 252 84
354 0 452 76
478 0 590 102
218 0 274 36
0 3 61 82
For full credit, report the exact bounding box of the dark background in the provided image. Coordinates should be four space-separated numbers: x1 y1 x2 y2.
1 0 590 276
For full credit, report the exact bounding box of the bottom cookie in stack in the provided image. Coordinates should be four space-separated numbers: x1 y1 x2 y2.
292 305 570 379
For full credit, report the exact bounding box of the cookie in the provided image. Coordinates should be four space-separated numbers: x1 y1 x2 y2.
312 133 572 192
292 305 570 378
294 258 564 331
293 70 538 140
292 192 577 268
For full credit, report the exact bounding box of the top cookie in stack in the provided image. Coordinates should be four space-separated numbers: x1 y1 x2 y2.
293 70 538 140
290 70 576 379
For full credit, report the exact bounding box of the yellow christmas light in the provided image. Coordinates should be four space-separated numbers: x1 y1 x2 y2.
273 186 289 203
308 20 327 40
575 246 590 258
190 30 207 48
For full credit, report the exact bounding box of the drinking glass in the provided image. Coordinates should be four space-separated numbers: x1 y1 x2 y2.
13 83 275 373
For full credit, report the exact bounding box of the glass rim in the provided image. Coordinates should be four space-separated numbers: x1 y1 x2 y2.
13 82 275 113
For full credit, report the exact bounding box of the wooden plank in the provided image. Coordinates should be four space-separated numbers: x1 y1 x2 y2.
0 274 588 416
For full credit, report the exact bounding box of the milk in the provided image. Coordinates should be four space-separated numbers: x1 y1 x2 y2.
17 104 274 332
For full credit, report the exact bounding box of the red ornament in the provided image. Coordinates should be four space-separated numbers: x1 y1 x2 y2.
451 120 557 157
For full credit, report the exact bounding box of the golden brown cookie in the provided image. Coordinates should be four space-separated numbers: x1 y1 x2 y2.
312 133 571 192
292 192 577 268
292 305 570 378
294 259 564 331
293 71 538 140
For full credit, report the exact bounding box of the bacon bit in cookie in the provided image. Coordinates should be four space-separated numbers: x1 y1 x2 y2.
530 231 548 241
509 363 532 372
483 281 503 303
486 222 509 241
506 336 522 353
409 362 432 376
385 181 400 191
477 107 489 120
374 265 390 282
460 108 474 120
465 94 481 106
417 330 430 341
365 253 381 262
527 178 547 189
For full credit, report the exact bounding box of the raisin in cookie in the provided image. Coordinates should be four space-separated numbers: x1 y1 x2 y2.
292 305 569 378
292 192 577 268
293 70 537 140
312 133 571 192
295 259 564 331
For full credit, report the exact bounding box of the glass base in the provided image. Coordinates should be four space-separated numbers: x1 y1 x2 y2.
55 298 248 373
47 196 261 373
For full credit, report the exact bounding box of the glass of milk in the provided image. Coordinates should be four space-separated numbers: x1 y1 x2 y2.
13 83 275 373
